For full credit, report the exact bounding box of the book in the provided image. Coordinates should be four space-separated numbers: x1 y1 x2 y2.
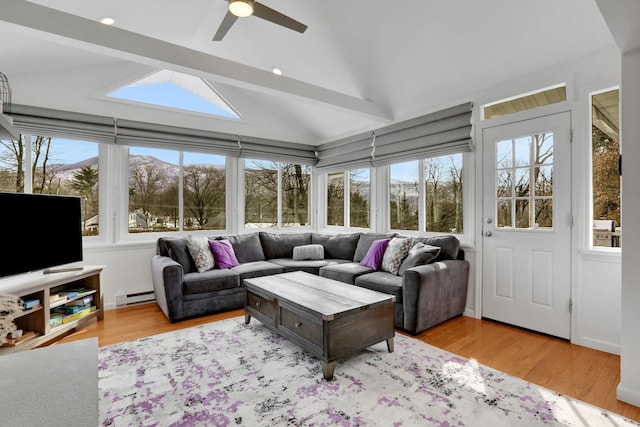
61 306 96 324
53 303 91 314
66 295 94 306
50 314 63 327
58 291 79 299
23 299 41 310
49 294 68 304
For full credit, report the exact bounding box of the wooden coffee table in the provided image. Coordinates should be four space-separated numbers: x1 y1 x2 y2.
244 271 395 380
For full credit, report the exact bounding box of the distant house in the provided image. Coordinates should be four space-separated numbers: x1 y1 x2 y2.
129 212 147 229
84 215 99 231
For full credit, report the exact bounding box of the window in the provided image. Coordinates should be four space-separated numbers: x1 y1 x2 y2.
128 147 226 233
591 88 620 248
390 161 419 231
495 134 552 230
389 154 464 233
183 152 226 231
326 169 370 228
0 135 99 236
483 84 567 120
128 147 179 233
425 154 464 233
244 160 310 228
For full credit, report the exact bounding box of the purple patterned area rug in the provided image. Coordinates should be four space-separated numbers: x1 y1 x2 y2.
99 317 639 427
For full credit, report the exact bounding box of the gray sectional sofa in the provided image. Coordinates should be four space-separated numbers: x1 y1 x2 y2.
151 231 469 335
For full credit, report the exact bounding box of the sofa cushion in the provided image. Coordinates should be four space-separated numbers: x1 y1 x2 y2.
183 268 239 294
360 238 391 270
186 237 215 273
259 232 312 259
397 243 441 275
269 258 347 275
208 239 240 269
319 262 374 285
159 237 196 274
355 272 403 303
353 233 396 262
312 233 361 260
381 237 413 275
412 235 460 261
293 244 324 261
231 261 285 281
215 233 265 263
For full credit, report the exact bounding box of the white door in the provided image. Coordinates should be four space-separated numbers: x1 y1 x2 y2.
482 112 572 339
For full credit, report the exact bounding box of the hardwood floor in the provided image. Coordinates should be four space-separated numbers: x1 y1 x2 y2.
55 304 640 422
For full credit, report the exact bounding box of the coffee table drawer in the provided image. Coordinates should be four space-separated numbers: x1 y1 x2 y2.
247 291 276 321
280 306 322 347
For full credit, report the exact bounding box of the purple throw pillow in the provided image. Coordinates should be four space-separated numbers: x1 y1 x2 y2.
359 238 391 270
208 239 240 269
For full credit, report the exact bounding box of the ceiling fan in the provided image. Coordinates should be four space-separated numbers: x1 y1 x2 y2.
213 0 308 41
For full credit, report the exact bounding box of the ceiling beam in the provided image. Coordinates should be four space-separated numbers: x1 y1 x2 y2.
0 0 391 122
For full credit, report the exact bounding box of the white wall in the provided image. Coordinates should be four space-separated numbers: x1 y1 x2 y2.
618 48 640 407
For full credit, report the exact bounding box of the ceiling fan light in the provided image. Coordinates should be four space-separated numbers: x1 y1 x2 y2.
229 0 254 18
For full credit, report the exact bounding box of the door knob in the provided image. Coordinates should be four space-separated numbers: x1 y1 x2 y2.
484 231 492 237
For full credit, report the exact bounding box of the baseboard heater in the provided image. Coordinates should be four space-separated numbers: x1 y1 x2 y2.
115 290 156 307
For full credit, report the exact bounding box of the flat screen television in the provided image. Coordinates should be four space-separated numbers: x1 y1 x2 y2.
0 192 83 278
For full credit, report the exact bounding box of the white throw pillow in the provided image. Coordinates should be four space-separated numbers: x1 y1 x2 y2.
381 237 413 275
293 244 325 261
186 237 215 273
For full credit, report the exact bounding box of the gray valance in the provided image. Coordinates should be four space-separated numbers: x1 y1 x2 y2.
314 102 473 172
7 105 318 165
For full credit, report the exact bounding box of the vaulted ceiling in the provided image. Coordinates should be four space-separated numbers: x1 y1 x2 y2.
0 0 616 146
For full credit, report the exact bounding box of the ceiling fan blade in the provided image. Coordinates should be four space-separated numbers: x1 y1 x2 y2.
253 2 307 34
213 11 238 41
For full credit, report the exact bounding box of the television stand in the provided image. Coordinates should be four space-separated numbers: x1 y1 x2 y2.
0 266 104 355
43 266 85 274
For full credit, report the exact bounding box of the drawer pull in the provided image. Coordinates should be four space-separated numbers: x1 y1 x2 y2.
295 322 302 328
255 301 261 307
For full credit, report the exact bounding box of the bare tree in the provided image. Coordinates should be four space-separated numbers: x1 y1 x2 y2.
129 164 163 228
183 164 226 229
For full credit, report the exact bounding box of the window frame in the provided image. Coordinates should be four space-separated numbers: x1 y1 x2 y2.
241 159 314 231
589 86 621 251
323 168 373 231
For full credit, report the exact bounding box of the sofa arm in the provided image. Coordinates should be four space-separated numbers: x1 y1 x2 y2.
151 255 185 322
401 260 470 334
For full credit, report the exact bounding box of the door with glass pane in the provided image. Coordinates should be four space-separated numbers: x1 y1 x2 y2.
482 112 572 339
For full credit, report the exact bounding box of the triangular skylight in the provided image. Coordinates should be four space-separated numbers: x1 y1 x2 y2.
108 70 239 119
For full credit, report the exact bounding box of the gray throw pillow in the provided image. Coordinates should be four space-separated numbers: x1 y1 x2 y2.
293 244 325 261
353 233 395 262
397 243 441 275
381 237 413 275
216 233 265 263
164 238 196 273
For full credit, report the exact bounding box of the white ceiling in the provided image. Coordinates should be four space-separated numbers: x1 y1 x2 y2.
0 0 616 146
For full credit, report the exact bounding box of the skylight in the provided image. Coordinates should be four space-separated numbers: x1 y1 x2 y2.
108 70 239 119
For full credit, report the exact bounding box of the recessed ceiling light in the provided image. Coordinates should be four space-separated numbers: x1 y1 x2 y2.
272 67 283 76
100 17 116 26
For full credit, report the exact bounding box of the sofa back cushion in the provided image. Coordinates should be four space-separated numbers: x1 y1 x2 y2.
157 237 196 274
259 232 312 259
215 233 265 263
312 233 361 260
353 233 396 262
413 235 460 261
